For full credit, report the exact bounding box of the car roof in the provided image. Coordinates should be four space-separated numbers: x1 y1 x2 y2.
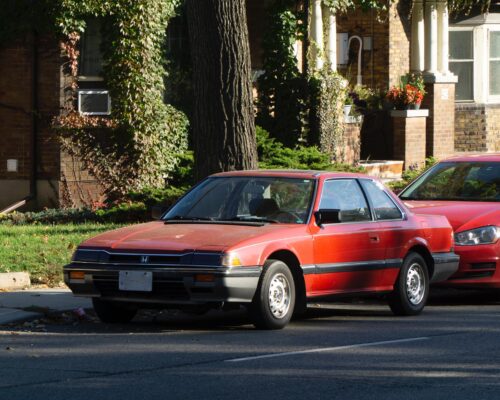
441 153 500 163
211 169 369 180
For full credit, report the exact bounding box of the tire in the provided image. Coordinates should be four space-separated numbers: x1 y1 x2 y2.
388 252 429 316
92 298 138 323
250 260 296 330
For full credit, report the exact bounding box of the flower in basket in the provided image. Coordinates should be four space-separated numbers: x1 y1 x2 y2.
345 91 354 105
385 74 426 110
404 84 424 107
345 85 377 115
386 86 402 106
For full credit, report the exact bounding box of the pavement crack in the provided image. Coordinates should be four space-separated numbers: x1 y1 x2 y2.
0 357 230 390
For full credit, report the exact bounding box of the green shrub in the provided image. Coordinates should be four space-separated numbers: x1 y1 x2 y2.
0 208 96 226
126 186 186 209
94 202 148 223
387 157 437 192
167 151 195 187
256 126 364 173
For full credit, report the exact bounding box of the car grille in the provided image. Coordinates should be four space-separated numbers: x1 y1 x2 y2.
92 272 189 300
459 263 497 279
107 254 182 265
462 271 495 279
470 262 496 270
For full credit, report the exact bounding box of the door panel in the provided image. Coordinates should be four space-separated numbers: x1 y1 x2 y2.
311 222 388 294
310 179 389 295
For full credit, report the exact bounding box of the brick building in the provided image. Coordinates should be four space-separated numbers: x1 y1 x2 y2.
311 1 499 165
0 0 498 211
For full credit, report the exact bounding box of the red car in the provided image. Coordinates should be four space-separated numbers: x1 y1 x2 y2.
400 154 500 290
65 171 458 329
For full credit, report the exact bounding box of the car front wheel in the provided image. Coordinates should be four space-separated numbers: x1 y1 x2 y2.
388 252 429 316
250 260 295 329
92 298 138 323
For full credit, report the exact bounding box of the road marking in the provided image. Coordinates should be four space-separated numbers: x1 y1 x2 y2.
225 336 430 363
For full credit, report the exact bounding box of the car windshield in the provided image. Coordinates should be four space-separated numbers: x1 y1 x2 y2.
163 176 316 224
400 161 500 202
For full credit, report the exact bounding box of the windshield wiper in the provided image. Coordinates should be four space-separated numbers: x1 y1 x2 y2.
223 216 278 224
164 215 215 222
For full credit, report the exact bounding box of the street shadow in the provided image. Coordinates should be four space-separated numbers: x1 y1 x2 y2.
5 289 499 335
428 287 500 306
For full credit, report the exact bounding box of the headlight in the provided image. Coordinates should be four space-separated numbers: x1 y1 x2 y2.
221 252 242 267
72 249 105 262
454 226 500 246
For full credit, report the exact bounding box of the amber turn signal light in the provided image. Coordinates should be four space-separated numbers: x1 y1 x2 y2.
195 274 214 283
69 271 85 280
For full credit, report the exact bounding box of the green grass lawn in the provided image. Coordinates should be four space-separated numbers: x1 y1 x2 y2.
0 223 124 286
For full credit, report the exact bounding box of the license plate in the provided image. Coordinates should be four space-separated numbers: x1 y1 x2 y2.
119 271 153 292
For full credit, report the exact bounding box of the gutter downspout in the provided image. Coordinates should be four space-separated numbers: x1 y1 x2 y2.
303 0 310 74
347 35 363 85
0 30 38 214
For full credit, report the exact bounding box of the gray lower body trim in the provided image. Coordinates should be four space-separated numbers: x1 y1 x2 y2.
301 259 402 275
430 252 460 283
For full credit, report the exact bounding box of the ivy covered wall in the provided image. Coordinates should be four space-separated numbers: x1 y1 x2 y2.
1 0 189 200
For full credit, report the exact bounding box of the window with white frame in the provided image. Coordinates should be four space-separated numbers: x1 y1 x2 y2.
490 30 500 95
449 29 474 101
450 23 500 103
77 19 108 115
79 19 104 78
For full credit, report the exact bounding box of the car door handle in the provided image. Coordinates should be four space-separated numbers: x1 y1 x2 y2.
369 235 380 243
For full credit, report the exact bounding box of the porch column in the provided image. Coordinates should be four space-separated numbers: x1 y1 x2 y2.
325 7 337 71
424 0 438 74
411 0 425 71
311 0 324 70
437 0 450 75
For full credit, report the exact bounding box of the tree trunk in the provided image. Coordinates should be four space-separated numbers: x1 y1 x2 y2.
186 0 258 181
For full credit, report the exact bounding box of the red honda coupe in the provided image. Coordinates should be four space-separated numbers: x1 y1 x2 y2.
400 154 500 290
65 171 458 329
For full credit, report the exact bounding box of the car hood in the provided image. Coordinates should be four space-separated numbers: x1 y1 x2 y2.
80 221 301 253
403 200 500 232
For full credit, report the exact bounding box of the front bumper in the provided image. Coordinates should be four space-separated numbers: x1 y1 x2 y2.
430 252 460 283
439 243 500 288
64 263 262 305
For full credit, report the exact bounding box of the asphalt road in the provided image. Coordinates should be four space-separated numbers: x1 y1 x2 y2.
1 289 500 400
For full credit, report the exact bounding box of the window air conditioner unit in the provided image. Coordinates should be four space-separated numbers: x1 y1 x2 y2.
78 90 111 116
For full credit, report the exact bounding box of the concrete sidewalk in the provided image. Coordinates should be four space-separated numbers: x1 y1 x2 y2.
0 288 91 325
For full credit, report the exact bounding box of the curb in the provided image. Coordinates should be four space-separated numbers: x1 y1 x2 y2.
0 308 42 325
0 272 31 290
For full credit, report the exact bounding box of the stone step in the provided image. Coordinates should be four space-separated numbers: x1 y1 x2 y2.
359 160 403 180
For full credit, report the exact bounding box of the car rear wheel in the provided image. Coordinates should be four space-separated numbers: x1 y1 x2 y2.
250 260 295 330
92 298 138 323
388 252 429 316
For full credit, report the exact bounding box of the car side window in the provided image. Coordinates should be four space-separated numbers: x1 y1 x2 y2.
319 179 371 222
360 179 403 220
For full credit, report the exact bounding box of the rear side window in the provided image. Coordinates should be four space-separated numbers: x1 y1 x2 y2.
319 179 371 222
360 180 403 220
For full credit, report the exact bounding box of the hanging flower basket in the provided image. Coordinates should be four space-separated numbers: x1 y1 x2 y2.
385 73 426 110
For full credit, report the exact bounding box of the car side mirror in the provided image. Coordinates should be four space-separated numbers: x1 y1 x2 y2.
314 209 341 226
151 205 169 220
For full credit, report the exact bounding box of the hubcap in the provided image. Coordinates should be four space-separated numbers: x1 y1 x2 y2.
406 263 425 305
268 273 291 319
